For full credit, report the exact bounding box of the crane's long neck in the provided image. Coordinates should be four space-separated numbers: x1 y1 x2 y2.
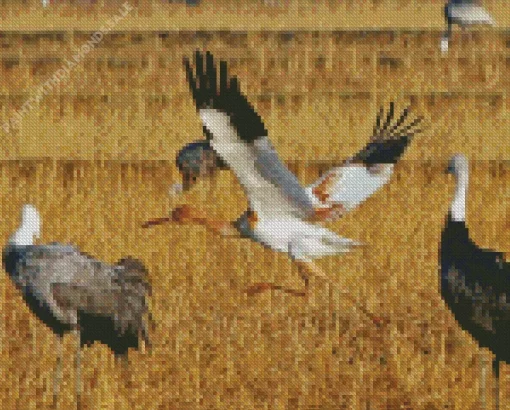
450 167 468 222
9 218 40 246
8 226 35 246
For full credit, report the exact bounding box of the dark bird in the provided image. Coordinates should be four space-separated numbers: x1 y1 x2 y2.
3 204 152 407
143 51 421 323
441 154 509 409
169 139 228 195
441 0 495 53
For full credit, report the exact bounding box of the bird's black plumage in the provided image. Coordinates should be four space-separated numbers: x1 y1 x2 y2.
183 50 268 143
78 313 141 356
440 213 510 367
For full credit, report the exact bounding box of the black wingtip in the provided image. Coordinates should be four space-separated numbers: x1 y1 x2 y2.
183 55 198 103
351 103 424 165
387 106 411 136
381 102 395 133
372 105 385 136
182 50 268 143
195 49 202 63
220 60 228 92
206 51 216 93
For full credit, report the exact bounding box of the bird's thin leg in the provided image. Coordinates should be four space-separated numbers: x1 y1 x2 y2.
294 261 385 326
74 328 82 409
480 364 486 409
480 353 489 409
245 281 307 297
52 335 63 408
493 360 500 410
245 261 311 297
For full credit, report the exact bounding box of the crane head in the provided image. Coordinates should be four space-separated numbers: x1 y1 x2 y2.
171 139 226 195
446 153 469 176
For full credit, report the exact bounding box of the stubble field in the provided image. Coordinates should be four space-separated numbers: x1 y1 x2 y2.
0 1 508 409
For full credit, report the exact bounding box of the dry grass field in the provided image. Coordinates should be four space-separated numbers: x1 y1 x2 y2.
0 0 508 409
0 159 508 409
0 30 509 160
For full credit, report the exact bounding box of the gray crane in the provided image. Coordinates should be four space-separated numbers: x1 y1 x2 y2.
441 0 495 53
2 204 152 407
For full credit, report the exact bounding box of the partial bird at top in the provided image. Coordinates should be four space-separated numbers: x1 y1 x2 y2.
144 51 422 315
441 0 495 53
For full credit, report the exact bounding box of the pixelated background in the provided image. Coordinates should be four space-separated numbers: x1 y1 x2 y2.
0 1 508 409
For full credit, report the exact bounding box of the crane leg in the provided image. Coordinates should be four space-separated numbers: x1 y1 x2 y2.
244 260 314 297
493 360 500 410
245 280 308 297
52 335 63 408
74 328 82 410
294 261 386 327
480 354 488 409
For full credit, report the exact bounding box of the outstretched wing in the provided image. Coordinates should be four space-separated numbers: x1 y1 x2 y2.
183 51 314 219
306 103 423 217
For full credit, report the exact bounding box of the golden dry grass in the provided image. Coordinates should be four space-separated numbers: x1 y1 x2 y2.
0 2 508 409
0 159 508 409
0 30 509 160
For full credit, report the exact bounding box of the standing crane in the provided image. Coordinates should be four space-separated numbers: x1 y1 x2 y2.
2 204 152 407
441 154 509 409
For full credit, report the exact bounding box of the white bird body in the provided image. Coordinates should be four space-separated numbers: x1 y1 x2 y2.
200 108 360 259
200 108 314 219
184 52 422 263
448 3 494 26
242 214 360 261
